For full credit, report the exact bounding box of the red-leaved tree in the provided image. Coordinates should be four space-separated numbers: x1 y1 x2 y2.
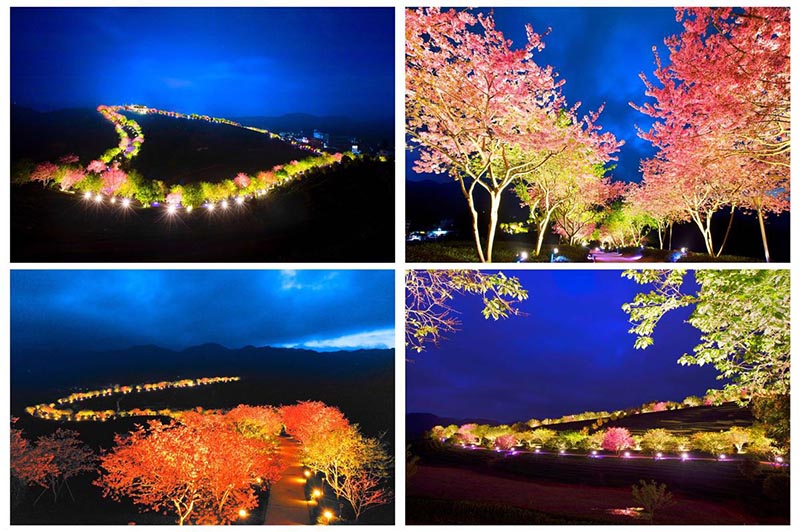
96 416 283 525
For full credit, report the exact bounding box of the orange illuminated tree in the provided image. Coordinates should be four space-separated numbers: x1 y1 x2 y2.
96 413 284 525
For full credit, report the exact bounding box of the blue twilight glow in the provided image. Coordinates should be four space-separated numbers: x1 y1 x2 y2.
11 270 394 353
11 7 394 122
406 270 721 422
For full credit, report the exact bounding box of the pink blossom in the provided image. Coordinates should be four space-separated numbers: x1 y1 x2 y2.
30 162 58 184
60 168 86 190
233 173 251 188
495 434 517 451
100 166 128 195
165 192 183 205
57 154 80 165
87 160 107 173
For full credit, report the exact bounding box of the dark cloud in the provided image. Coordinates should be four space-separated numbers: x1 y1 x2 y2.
11 270 394 353
406 270 720 423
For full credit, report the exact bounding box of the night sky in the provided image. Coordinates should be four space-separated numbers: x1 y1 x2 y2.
406 270 722 423
11 270 394 355
11 7 394 121
406 7 684 184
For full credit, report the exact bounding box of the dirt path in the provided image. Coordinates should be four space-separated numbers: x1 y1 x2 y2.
409 465 760 525
264 437 312 525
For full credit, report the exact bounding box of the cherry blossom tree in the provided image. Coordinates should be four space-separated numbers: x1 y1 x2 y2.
100 165 128 195
406 7 620 262
33 429 96 504
29 162 59 185
86 160 107 174
10 421 57 506
634 8 789 260
602 427 634 455
59 168 87 191
97 416 283 525
280 401 350 445
233 173 251 189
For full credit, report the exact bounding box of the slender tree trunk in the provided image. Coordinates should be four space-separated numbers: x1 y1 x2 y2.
460 182 486 263
465 192 486 263
668 221 673 250
485 191 502 263
757 206 771 263
716 206 736 257
657 226 664 250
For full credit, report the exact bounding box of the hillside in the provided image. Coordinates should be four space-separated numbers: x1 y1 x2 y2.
11 156 394 262
408 403 755 440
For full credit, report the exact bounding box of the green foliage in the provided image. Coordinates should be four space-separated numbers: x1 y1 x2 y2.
631 480 675 524
11 159 35 185
405 270 528 352
557 431 588 451
73 173 103 193
181 183 204 208
640 429 679 454
691 432 731 455
622 270 790 399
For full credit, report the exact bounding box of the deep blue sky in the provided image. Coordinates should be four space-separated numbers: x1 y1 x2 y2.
407 7 684 183
11 270 394 354
407 270 722 423
11 7 394 121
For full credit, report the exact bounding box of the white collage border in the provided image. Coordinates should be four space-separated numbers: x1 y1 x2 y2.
1 0 797 529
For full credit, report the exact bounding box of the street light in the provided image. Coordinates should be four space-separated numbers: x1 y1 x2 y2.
238 509 248 519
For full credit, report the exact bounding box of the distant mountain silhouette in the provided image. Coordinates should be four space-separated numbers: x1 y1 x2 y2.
12 343 395 436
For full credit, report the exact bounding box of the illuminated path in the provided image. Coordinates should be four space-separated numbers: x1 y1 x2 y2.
264 437 312 525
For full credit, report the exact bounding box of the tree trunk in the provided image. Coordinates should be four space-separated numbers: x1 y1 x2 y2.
464 192 486 263
657 225 664 250
485 192 502 263
757 206 771 263
668 221 673 250
715 206 736 257
534 212 553 256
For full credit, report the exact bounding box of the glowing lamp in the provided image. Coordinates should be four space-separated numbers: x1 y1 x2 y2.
303 470 311 478
591 450 597 456
186 205 193 213
775 456 784 463
235 196 244 205
559 450 565 455
534 449 541 454
656 452 663 459
122 198 131 208
84 191 92 199
681 452 689 461
520 251 528 260
680 247 687 253
207 203 215 211
94 194 103 203
167 204 177 214
322 510 334 520
110 197 116 204
221 200 229 209
238 509 248 519
719 454 727 460
553 247 559 254
312 488 322 499
623 451 631 458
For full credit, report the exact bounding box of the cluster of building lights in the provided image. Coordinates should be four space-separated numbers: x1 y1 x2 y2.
26 376 240 422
